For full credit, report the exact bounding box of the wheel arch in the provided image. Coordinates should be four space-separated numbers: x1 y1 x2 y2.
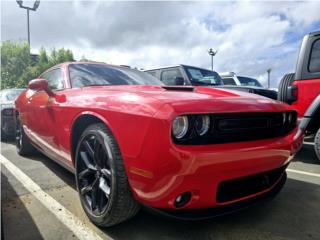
70 111 112 166
300 95 320 134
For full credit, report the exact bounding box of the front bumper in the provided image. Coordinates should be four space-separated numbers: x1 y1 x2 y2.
144 172 287 220
125 124 303 210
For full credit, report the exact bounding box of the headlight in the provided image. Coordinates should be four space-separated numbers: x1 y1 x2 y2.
195 115 210 136
172 116 189 139
2 108 13 116
283 112 296 126
288 112 293 124
282 112 287 125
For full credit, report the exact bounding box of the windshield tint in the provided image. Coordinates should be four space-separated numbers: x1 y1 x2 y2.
69 64 163 88
237 76 262 87
1 89 24 102
183 66 223 86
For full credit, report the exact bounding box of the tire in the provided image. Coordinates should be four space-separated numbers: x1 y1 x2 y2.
278 73 295 104
315 128 320 161
1 129 9 142
75 123 140 227
15 115 35 156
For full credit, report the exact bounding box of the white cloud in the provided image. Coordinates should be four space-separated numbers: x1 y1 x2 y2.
1 0 320 88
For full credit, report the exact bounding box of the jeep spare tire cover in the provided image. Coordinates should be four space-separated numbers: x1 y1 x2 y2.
278 73 295 104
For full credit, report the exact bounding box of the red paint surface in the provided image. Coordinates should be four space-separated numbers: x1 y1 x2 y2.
291 78 320 118
15 62 304 210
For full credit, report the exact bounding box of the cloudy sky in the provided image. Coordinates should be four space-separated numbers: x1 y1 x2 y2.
1 0 320 87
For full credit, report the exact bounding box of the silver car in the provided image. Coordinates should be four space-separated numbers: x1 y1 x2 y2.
1 88 25 140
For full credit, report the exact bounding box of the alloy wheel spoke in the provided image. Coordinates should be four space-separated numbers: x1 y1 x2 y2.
80 174 99 195
93 142 103 167
98 189 106 212
90 178 100 211
80 185 92 195
83 139 95 160
101 168 111 180
99 177 110 197
80 151 96 171
78 168 94 180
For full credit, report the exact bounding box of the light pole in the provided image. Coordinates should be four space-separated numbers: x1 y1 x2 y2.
16 0 40 50
208 48 218 71
267 68 272 88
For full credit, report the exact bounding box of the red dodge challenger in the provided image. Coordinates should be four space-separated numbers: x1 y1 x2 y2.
15 62 303 227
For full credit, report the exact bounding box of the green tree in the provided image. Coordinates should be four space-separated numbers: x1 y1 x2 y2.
1 41 32 89
1 41 75 89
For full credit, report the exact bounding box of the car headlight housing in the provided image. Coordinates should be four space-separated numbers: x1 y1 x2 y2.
172 116 189 139
283 112 295 125
195 115 210 136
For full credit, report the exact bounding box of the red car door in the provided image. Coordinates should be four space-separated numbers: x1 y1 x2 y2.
27 68 69 163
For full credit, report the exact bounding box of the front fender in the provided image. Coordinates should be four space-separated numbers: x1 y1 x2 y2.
299 95 320 133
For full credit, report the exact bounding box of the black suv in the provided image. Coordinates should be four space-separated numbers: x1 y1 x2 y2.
145 65 278 100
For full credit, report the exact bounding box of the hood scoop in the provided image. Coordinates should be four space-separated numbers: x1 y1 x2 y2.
161 86 195 92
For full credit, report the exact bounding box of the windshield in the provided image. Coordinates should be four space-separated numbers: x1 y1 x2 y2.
1 89 24 102
237 76 263 87
183 66 223 86
69 63 163 88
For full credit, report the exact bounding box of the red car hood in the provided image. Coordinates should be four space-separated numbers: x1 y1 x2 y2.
83 85 291 115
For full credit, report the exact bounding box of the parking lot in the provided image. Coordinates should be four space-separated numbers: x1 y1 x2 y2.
1 137 320 240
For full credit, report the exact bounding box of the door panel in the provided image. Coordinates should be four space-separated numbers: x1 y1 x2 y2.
292 79 320 117
26 67 72 165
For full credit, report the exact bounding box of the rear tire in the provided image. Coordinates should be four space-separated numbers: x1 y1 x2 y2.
315 128 320 161
278 73 295 104
16 115 35 156
75 123 140 227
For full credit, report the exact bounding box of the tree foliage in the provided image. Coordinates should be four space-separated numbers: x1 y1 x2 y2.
1 41 74 89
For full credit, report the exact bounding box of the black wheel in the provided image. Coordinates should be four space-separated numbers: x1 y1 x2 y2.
16 114 35 156
75 123 140 227
278 73 295 104
315 128 320 161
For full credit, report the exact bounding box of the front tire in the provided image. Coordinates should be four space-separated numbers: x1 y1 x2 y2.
75 123 140 227
315 128 320 161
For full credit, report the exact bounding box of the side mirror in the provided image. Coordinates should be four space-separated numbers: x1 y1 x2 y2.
286 85 298 102
28 79 54 97
173 77 185 86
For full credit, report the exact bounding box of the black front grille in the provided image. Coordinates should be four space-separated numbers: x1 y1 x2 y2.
174 112 297 145
216 165 287 203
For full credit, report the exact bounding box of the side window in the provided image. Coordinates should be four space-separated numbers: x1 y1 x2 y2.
146 71 157 78
42 69 64 90
222 78 237 85
309 39 320 73
160 68 184 85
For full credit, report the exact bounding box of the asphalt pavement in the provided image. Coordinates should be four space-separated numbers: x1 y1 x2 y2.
1 137 320 240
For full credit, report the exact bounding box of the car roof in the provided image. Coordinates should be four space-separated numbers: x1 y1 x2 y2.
144 64 183 71
310 30 320 37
